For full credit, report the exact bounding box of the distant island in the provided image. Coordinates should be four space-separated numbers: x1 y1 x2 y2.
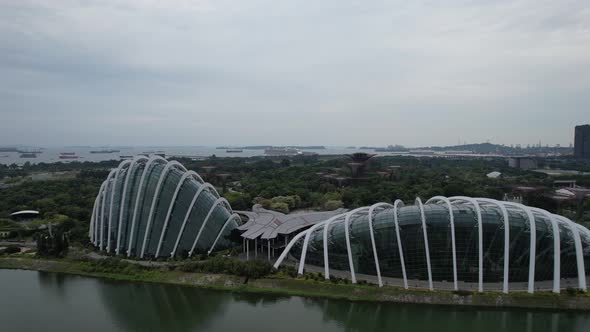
216 145 326 150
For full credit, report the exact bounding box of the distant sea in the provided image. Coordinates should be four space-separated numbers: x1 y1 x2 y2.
0 146 387 165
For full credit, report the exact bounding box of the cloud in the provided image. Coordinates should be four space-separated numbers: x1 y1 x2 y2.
0 0 589 146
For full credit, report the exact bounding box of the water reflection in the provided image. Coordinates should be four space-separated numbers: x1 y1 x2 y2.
299 297 590 332
98 281 229 332
1 270 590 332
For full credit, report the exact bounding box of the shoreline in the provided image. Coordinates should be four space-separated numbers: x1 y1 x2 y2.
1 257 590 311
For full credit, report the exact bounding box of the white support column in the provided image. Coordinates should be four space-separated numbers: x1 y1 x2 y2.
426 196 458 291
107 160 132 253
344 207 370 284
115 156 148 255
502 202 536 294
268 239 271 261
94 181 108 245
127 156 167 257
208 213 240 254
89 202 95 242
415 198 433 291
298 217 339 275
323 215 346 279
140 161 187 258
90 187 103 244
170 183 218 257
555 215 587 291
273 231 308 268
189 198 232 257
99 190 107 250
100 170 116 251
368 203 394 287
530 208 561 294
393 199 408 289
154 171 191 257
474 198 510 294
449 196 483 293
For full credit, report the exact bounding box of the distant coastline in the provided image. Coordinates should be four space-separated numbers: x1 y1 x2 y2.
216 146 327 150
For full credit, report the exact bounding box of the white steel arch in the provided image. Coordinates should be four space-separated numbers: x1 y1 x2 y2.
99 170 116 250
415 198 433 291
170 183 219 257
298 220 326 275
191 172 205 184
126 155 167 257
274 231 308 269
426 196 458 291
323 214 347 279
530 207 561 293
502 201 537 294
154 171 203 257
93 180 107 246
449 196 483 293
393 199 409 289
89 188 102 243
554 215 587 291
474 198 510 294
94 181 108 245
368 203 394 287
188 197 232 257
139 161 187 258
106 160 132 252
115 156 149 254
344 207 371 284
208 213 241 254
298 214 344 276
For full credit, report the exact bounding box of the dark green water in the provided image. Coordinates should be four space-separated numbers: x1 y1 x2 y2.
1 270 590 332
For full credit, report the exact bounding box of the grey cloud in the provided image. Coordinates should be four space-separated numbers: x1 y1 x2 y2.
0 0 589 147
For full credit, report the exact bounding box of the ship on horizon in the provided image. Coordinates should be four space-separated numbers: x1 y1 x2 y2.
90 149 120 154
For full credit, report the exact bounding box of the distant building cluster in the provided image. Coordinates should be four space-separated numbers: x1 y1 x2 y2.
508 156 537 170
574 124 590 159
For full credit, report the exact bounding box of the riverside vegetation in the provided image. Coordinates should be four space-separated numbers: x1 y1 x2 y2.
2 252 590 311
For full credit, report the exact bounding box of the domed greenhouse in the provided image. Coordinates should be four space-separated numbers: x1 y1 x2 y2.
89 156 240 259
274 197 590 294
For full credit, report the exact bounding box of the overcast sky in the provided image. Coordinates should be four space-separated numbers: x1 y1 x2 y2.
1 0 589 147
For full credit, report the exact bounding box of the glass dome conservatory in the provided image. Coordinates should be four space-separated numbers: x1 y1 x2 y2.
89 156 240 259
274 197 590 294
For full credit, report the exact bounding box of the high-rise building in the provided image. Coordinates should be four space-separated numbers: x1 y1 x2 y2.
574 124 590 159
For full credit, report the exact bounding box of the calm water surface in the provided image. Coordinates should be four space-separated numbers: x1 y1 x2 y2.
1 269 589 332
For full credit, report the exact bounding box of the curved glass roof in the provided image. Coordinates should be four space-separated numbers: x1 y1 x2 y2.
89 156 240 259
274 197 590 294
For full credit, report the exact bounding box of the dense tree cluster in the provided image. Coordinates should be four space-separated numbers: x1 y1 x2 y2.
1 155 588 247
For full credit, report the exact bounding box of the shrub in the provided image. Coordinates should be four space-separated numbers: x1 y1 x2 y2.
79 258 146 275
4 245 21 254
324 200 344 210
278 265 298 278
453 290 473 296
269 202 289 214
178 257 274 279
566 287 586 296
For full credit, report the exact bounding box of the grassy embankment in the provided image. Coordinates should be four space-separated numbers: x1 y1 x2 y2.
1 255 590 311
